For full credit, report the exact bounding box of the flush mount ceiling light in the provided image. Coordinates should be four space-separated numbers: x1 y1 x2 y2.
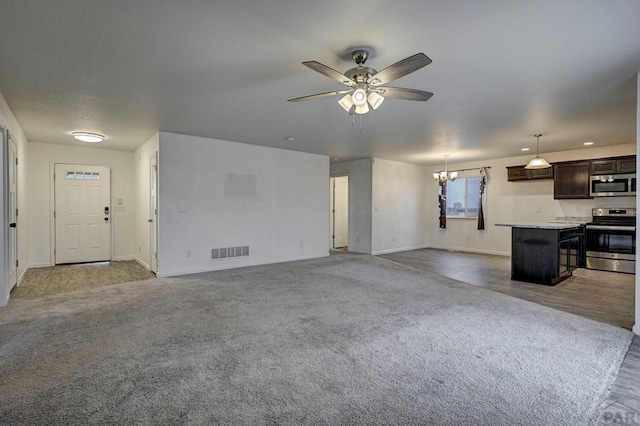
288 49 433 116
583 141 594 146
72 132 104 143
524 134 551 169
432 154 458 182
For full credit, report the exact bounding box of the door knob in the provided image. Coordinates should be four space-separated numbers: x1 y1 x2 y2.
104 217 109 222
9 222 16 228
148 219 153 223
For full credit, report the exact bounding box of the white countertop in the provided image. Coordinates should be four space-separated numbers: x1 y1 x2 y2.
495 222 583 230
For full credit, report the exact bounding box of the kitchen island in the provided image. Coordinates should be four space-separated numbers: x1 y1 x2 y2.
496 222 583 285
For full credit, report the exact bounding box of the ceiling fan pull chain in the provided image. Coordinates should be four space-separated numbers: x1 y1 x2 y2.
359 115 363 132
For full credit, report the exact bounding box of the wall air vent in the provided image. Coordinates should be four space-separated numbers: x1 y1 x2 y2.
211 246 250 260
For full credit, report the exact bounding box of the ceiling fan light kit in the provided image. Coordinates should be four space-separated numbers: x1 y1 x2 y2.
524 134 552 169
288 48 433 116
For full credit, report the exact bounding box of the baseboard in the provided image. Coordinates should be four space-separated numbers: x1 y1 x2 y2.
17 267 28 286
633 324 640 336
133 257 151 271
28 262 54 268
346 249 372 255
426 245 510 257
372 244 430 256
112 256 134 261
156 252 329 278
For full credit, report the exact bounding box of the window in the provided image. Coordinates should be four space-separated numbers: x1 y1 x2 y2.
446 176 480 218
66 171 100 180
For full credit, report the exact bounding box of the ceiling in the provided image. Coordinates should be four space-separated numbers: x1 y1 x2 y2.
0 1 639 165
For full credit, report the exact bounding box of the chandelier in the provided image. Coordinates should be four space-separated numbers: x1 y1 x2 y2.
433 154 458 182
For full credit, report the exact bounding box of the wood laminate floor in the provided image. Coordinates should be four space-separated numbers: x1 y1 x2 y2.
382 248 638 425
598 337 640 425
382 248 635 330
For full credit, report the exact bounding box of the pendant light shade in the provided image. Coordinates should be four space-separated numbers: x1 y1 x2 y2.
524 134 551 169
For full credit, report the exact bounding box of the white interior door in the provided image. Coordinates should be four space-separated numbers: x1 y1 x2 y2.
8 137 17 288
149 154 158 273
332 176 349 249
55 164 111 264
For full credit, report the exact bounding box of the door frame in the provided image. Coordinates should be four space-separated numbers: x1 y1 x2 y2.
50 162 114 265
7 134 17 289
329 173 349 250
149 153 158 273
0 124 9 304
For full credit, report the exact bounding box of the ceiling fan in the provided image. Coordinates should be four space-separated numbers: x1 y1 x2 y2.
288 49 433 115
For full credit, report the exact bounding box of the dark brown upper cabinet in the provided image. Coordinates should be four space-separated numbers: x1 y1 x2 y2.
616 156 636 173
554 161 591 199
590 156 636 175
590 159 616 175
507 165 554 181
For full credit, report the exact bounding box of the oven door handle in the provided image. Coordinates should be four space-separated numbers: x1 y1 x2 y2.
586 225 636 231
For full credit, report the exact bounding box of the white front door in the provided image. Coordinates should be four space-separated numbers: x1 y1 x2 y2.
8 138 17 288
149 154 158 273
332 176 349 249
55 164 111 264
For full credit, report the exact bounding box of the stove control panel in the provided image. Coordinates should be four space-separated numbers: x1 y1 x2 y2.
592 208 636 217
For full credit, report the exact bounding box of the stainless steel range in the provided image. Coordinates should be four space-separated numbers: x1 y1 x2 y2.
586 208 636 274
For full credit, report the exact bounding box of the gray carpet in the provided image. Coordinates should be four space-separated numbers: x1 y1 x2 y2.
0 252 633 425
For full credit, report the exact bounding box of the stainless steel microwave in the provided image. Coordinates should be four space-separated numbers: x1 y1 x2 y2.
590 173 636 197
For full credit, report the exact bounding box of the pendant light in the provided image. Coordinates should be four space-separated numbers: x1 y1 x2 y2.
524 134 551 169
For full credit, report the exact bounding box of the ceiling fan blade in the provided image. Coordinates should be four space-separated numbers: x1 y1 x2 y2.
374 87 434 101
287 89 351 102
302 61 354 86
367 53 432 85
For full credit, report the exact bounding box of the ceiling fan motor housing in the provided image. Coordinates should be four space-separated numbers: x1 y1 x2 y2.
344 67 377 84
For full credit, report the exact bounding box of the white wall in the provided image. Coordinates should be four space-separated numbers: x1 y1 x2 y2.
157 132 329 277
27 142 136 266
330 159 373 254
371 158 429 254
133 133 159 269
0 90 28 305
426 143 637 256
